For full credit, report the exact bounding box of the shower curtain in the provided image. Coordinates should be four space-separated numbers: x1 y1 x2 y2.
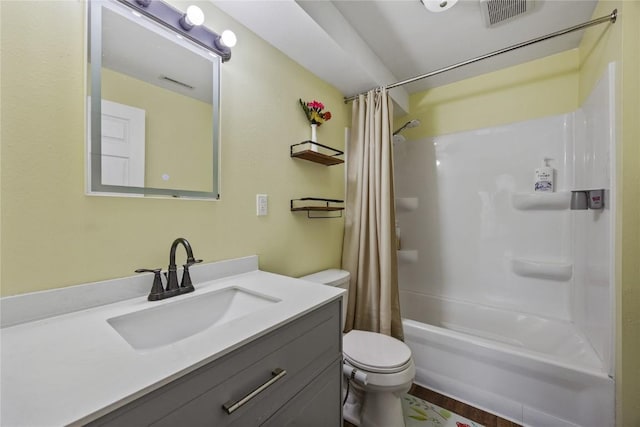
342 88 403 340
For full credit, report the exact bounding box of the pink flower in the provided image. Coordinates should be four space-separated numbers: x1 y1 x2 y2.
308 100 325 111
300 98 332 126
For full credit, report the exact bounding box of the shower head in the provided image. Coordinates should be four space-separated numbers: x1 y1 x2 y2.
406 119 421 128
393 119 421 135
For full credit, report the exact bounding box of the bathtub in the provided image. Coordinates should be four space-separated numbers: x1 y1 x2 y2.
401 292 614 427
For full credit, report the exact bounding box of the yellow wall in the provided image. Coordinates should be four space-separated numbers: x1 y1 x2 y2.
0 0 348 296
101 68 214 192
580 2 640 425
397 2 640 424
401 49 580 139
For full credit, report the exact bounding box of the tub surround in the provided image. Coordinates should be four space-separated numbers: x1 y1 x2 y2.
395 64 616 426
0 256 344 426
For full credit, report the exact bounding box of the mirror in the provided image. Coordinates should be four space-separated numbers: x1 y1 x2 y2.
88 0 220 199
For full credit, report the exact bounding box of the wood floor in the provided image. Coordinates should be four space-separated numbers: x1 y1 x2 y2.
343 383 521 427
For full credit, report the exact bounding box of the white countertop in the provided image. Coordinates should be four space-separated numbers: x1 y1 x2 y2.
0 259 343 426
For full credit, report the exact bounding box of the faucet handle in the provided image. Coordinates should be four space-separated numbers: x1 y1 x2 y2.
179 263 197 294
135 268 165 301
135 268 161 274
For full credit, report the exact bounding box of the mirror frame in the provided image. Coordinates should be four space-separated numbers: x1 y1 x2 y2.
88 0 221 199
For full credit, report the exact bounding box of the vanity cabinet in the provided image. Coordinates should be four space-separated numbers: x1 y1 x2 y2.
88 300 342 426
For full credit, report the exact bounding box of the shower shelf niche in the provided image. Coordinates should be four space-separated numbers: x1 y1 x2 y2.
396 197 419 213
290 141 344 166
397 250 418 263
291 197 344 219
511 191 571 210
510 257 573 281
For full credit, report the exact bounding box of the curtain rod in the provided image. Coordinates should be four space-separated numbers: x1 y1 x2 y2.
344 9 617 103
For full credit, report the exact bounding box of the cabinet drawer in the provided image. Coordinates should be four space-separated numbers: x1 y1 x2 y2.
89 300 341 426
262 358 342 427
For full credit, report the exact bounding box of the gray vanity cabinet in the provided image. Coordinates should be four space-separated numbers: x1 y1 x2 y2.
88 300 342 426
261 361 342 426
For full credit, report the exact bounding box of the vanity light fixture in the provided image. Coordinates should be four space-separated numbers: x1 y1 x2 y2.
116 0 234 62
179 5 205 31
213 29 237 52
219 29 237 48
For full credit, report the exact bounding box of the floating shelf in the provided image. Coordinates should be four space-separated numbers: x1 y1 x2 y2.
511 191 571 210
510 257 573 281
291 198 344 218
291 141 344 166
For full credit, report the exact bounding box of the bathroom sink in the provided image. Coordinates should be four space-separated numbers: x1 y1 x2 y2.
107 287 280 350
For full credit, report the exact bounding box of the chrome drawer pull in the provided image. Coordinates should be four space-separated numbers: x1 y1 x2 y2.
222 368 287 414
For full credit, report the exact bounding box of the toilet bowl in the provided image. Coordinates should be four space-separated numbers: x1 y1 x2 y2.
300 269 415 427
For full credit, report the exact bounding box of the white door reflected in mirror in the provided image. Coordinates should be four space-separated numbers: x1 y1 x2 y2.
99 100 145 187
87 97 146 189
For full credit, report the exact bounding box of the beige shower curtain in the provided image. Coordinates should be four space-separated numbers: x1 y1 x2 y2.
342 88 403 340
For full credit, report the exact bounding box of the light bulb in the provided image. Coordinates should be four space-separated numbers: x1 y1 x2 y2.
220 30 237 47
185 5 204 26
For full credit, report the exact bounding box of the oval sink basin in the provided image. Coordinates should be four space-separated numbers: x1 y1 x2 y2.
107 287 280 350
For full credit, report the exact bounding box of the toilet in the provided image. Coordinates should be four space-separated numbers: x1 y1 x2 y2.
301 269 415 427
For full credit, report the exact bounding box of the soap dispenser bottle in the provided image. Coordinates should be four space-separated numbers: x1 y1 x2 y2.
534 158 554 192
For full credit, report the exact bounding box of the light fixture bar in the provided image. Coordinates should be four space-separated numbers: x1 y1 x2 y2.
116 0 232 62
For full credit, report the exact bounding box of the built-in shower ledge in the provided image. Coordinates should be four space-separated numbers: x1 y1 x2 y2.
397 250 418 263
510 257 573 281
396 197 419 213
511 191 571 210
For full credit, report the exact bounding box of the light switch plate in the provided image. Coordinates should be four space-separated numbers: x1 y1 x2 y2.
257 194 268 216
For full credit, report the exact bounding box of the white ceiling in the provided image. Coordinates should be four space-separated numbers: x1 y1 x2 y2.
213 0 600 114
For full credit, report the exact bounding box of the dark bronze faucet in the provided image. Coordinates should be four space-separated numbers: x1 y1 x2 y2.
165 237 202 297
136 238 202 301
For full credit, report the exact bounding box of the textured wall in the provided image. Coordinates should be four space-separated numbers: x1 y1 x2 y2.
0 0 348 296
399 49 580 139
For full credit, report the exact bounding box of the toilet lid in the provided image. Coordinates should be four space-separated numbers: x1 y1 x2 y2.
343 330 412 374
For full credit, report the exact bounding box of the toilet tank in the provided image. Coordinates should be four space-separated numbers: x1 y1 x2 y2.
300 269 350 330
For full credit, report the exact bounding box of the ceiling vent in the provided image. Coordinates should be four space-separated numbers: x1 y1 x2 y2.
480 0 536 27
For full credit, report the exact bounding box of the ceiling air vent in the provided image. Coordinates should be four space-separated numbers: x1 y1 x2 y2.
480 0 536 27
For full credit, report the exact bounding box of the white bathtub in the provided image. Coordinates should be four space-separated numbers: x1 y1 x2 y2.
401 292 614 427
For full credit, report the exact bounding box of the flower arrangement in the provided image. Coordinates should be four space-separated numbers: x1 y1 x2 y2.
299 99 332 126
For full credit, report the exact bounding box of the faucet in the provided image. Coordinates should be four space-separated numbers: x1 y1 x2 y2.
165 237 202 297
135 238 202 301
